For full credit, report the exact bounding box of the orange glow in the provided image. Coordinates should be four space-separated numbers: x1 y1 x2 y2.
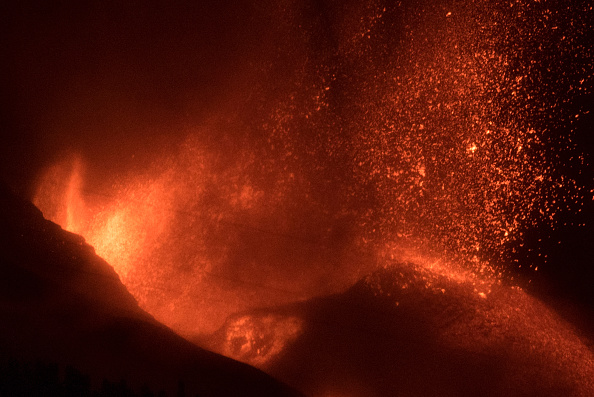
33 155 86 235
86 181 171 279
33 151 316 335
64 157 83 232
221 314 303 366
88 209 139 278
30 1 592 375
34 157 171 281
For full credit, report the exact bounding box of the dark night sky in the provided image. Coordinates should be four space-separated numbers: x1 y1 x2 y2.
0 0 277 195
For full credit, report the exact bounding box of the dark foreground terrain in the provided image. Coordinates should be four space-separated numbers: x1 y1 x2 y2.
207 262 594 397
0 184 302 397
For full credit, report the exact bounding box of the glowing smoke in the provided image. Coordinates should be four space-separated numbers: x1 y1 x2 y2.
32 1 592 337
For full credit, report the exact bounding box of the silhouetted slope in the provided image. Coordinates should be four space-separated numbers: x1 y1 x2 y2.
210 263 594 397
0 183 302 397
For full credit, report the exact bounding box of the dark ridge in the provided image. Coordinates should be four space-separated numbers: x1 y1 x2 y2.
208 264 594 397
0 183 303 397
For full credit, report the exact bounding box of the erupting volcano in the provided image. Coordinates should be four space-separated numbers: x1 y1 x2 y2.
2 0 593 396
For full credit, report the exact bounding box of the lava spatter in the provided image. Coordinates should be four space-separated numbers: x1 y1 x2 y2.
340 0 593 275
31 0 592 339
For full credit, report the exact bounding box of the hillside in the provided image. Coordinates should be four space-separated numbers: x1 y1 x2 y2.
207 262 594 397
0 183 302 397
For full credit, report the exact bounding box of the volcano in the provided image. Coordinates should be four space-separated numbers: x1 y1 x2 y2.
0 183 302 396
1 1 593 396
206 262 594 396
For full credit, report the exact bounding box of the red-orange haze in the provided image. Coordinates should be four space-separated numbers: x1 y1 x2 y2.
31 0 592 365
33 142 373 335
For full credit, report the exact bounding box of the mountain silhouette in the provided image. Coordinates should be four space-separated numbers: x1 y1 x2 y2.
0 183 302 397
208 263 594 397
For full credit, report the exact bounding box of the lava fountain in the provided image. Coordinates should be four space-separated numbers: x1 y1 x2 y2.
32 0 592 372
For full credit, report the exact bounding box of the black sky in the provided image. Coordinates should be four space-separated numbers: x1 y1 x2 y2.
0 1 277 196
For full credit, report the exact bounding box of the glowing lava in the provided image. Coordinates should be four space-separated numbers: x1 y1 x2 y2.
33 156 86 235
32 0 592 358
34 158 172 280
